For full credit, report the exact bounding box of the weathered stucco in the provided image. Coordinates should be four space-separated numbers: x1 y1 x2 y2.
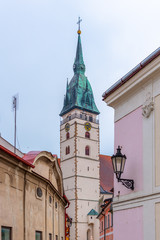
0 148 66 240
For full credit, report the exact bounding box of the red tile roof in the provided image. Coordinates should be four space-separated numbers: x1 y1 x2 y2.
23 151 58 165
23 151 41 164
99 154 114 193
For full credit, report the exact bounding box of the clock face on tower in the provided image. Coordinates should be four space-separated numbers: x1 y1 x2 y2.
84 122 91 131
65 123 70 132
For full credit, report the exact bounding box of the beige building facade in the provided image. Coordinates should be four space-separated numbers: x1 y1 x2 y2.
0 144 66 240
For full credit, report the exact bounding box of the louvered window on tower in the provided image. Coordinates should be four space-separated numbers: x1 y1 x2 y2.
85 146 90 156
89 116 93 122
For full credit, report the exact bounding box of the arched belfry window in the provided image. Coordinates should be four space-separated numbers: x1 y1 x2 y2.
85 146 90 156
66 132 70 140
85 132 90 139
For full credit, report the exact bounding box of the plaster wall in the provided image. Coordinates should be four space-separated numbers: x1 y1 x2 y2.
60 138 75 161
61 158 75 178
77 138 99 159
114 106 143 196
77 158 99 177
155 202 160 240
77 177 99 200
154 95 160 186
62 177 75 199
34 157 58 190
114 206 143 240
0 136 24 157
77 200 99 222
77 220 99 240
0 163 24 240
60 109 100 240
66 200 75 223
0 151 66 240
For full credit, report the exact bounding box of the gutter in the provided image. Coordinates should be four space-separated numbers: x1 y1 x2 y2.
102 47 160 100
0 145 34 168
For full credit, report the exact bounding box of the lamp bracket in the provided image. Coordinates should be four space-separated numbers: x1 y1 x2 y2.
118 178 134 190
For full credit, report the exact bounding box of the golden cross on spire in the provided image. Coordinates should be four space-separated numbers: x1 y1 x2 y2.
77 17 82 34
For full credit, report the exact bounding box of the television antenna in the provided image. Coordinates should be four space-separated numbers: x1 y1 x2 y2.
12 94 19 154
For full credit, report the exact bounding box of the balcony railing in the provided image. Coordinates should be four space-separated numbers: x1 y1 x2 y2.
60 112 99 125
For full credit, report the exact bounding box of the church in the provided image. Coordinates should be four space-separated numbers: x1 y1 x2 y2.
59 22 113 240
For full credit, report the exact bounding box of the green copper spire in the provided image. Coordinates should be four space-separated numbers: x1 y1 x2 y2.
60 23 99 117
73 33 85 75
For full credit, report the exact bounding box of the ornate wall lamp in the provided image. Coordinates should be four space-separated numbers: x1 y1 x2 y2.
111 146 134 190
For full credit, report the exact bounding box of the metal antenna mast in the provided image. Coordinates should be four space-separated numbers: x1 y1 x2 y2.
12 95 18 154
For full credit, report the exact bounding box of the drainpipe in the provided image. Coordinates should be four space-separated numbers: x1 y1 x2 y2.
101 212 106 240
64 195 70 239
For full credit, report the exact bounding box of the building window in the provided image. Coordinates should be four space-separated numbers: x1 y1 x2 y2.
101 221 103 232
89 116 93 122
66 146 70 155
108 214 110 228
1 226 12 240
85 146 90 156
49 233 52 240
55 201 58 209
36 187 43 198
80 114 82 119
35 231 42 240
87 166 89 171
55 235 58 240
67 115 71 121
66 132 70 140
105 215 107 229
49 195 52 204
85 132 90 139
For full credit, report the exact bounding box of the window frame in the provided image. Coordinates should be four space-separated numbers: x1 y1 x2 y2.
66 146 70 155
35 231 42 240
85 146 90 156
66 132 70 140
49 233 52 240
1 226 12 240
85 132 90 139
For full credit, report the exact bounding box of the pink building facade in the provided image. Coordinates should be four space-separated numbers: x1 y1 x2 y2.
103 48 160 240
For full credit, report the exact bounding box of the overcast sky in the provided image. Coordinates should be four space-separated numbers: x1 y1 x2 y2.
0 0 160 156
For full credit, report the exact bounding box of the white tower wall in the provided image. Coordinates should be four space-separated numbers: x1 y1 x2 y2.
60 109 100 240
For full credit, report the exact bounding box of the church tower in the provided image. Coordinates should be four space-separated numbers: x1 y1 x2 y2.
60 22 100 240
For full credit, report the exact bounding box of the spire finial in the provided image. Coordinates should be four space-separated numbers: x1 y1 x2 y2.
77 17 82 34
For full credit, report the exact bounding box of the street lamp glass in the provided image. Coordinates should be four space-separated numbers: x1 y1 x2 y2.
111 146 126 180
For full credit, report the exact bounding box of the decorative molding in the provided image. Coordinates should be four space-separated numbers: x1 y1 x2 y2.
142 93 154 118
